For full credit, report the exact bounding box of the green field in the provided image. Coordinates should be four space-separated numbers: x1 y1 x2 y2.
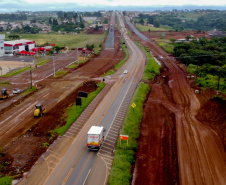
19 33 106 50
156 42 174 54
177 12 202 21
135 24 169 32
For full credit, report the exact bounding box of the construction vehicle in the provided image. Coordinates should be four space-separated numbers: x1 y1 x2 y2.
87 126 104 150
0 89 9 99
34 104 46 117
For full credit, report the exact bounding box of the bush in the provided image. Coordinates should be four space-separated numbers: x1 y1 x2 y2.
0 176 12 185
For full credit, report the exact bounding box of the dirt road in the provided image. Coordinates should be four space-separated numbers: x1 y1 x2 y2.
0 20 125 179
130 29 226 184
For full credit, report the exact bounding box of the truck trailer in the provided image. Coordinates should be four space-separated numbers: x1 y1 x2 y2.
87 126 104 150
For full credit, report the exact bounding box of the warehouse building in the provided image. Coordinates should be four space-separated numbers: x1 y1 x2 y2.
4 39 35 55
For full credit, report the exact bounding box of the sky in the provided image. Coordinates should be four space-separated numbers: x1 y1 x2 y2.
0 0 226 12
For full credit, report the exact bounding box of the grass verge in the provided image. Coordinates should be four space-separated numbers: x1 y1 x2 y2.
52 82 106 135
136 42 161 81
20 86 38 97
0 81 11 85
1 58 50 77
53 70 68 78
135 24 169 32
66 62 79 69
156 42 174 54
2 66 31 77
109 82 150 185
109 41 161 184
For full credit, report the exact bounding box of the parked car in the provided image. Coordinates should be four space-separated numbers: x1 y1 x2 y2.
160 56 163 59
124 70 128 74
13 88 21 94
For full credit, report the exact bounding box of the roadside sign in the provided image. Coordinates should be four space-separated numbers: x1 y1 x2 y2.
78 91 88 98
76 98 82 106
120 135 129 146
131 103 136 108
120 135 129 140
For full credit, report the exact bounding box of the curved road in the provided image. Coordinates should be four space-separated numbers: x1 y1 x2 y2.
18 12 146 185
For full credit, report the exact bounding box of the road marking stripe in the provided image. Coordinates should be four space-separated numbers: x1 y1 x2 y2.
62 168 74 185
102 145 114 150
99 153 114 159
83 169 91 185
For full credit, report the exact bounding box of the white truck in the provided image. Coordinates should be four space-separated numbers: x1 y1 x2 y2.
87 126 104 150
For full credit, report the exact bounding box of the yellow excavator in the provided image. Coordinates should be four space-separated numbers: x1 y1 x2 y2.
0 89 9 99
34 104 46 117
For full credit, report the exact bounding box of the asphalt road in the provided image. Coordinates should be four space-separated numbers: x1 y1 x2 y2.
125 16 150 41
17 11 146 185
41 12 146 185
105 12 115 49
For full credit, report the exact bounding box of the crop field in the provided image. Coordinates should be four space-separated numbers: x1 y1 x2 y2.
135 24 169 32
19 33 106 50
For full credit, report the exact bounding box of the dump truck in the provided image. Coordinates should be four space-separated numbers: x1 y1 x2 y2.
87 126 104 150
0 89 9 99
34 104 46 117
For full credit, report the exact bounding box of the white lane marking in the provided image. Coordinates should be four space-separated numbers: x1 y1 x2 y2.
83 169 91 185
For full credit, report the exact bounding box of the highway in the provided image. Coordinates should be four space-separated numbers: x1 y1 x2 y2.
19 12 146 185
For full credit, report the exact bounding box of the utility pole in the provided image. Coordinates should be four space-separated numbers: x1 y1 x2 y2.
53 55 56 77
77 46 79 64
30 64 32 89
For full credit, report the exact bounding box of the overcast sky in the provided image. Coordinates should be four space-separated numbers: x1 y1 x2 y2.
1 0 226 12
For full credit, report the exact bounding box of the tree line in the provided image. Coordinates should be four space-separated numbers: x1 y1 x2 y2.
137 11 226 31
0 13 27 21
174 37 226 91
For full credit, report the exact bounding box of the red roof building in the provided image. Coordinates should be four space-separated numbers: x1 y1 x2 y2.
4 39 35 55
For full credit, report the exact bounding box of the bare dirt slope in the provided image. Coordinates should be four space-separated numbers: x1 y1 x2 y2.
0 27 124 179
131 28 226 184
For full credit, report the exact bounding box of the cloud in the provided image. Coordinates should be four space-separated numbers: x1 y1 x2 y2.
0 0 225 12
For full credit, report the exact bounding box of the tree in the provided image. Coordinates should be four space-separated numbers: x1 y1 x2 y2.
185 36 191 41
53 46 62 54
153 20 160 27
49 18 52 25
103 17 108 24
94 24 99 31
79 22 85 30
170 38 176 43
139 18 144 25
8 34 20 40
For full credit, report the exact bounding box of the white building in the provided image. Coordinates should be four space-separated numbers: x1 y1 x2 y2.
4 39 35 55
0 34 5 57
